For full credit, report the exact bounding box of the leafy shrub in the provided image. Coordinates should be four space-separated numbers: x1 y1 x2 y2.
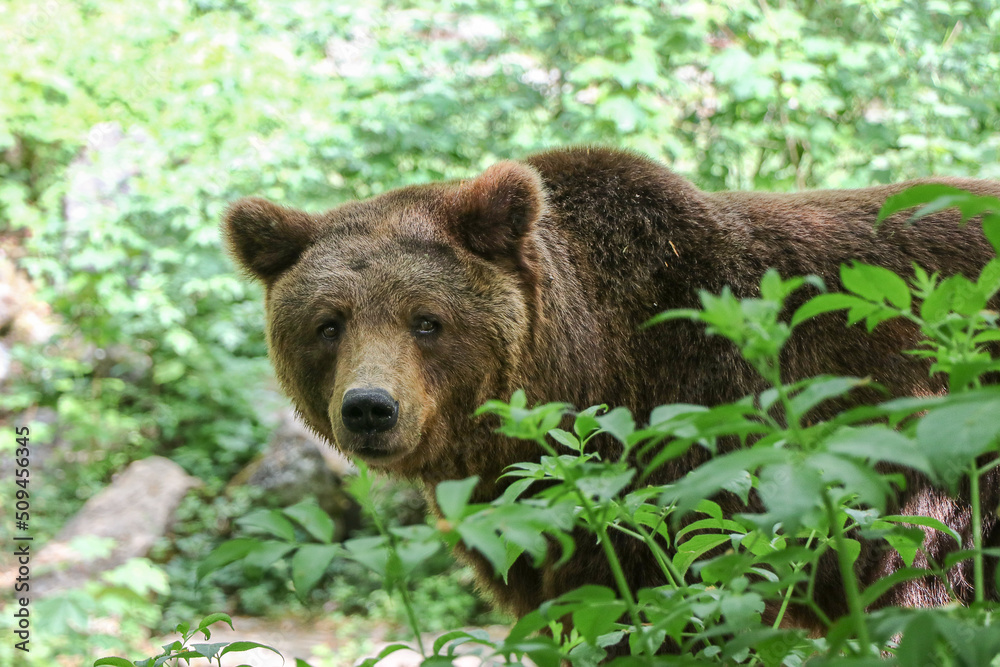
94 613 281 667
0 558 167 667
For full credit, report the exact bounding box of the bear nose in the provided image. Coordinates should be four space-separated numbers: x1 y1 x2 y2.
341 388 399 433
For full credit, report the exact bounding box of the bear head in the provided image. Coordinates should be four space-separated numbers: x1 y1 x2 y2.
223 162 547 479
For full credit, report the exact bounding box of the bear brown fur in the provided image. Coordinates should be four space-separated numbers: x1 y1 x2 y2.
223 146 1000 638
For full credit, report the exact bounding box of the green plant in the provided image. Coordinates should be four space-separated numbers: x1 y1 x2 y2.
0 558 166 667
94 613 284 667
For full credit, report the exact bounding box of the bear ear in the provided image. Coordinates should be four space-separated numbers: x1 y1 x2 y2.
222 197 321 283
446 161 545 259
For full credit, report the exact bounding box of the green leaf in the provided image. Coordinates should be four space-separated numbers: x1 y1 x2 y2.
242 541 296 578
157 640 184 655
236 509 296 541
151 651 206 667
422 656 466 666
596 406 635 444
942 548 977 571
840 262 911 310
643 308 701 329
196 539 259 581
435 476 480 521
219 641 283 658
894 612 939 664
754 462 826 533
695 499 723 520
196 612 234 636
496 476 535 503
881 514 962 545
152 359 185 385
189 643 229 660
810 453 891 511
825 425 931 476
356 643 410 667
94 659 135 667
488 521 545 564
574 405 605 442
976 257 1000 297
721 591 765 627
984 214 1000 255
480 397 573 441
342 536 389 577
877 184 976 224
849 301 889 329
457 521 509 577
789 376 866 417
576 468 635 501
291 543 342 596
392 525 444 575
432 629 484 655
919 276 953 323
759 268 788 302
878 526 925 568
648 403 708 427
791 293 868 327
675 517 747 542
915 193 1000 225
506 609 550 643
662 448 789 519
673 534 731 575
698 551 756 584
573 600 627 643
831 536 861 566
282 501 336 544
548 428 581 452
538 586 626 643
916 392 1000 486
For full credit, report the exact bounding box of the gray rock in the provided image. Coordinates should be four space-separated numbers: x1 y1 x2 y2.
0 456 199 597
231 408 358 536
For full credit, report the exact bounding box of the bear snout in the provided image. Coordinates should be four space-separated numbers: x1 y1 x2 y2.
341 387 400 434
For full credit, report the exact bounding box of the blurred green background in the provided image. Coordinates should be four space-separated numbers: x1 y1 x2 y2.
1 0 998 664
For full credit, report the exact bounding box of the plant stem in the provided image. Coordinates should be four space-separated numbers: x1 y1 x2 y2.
356 464 427 655
613 521 682 588
595 521 652 652
768 363 806 448
534 432 651 653
822 493 871 654
536 435 651 653
804 542 831 611
971 460 985 604
396 577 427 656
578 497 648 651
772 531 817 629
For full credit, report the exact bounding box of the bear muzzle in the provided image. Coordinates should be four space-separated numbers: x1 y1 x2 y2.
341 387 399 434
333 386 409 462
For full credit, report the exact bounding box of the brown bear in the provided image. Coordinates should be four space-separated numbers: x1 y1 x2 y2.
223 146 1000 640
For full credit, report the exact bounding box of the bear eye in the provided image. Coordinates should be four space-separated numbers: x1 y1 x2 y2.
413 317 439 336
318 321 341 340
